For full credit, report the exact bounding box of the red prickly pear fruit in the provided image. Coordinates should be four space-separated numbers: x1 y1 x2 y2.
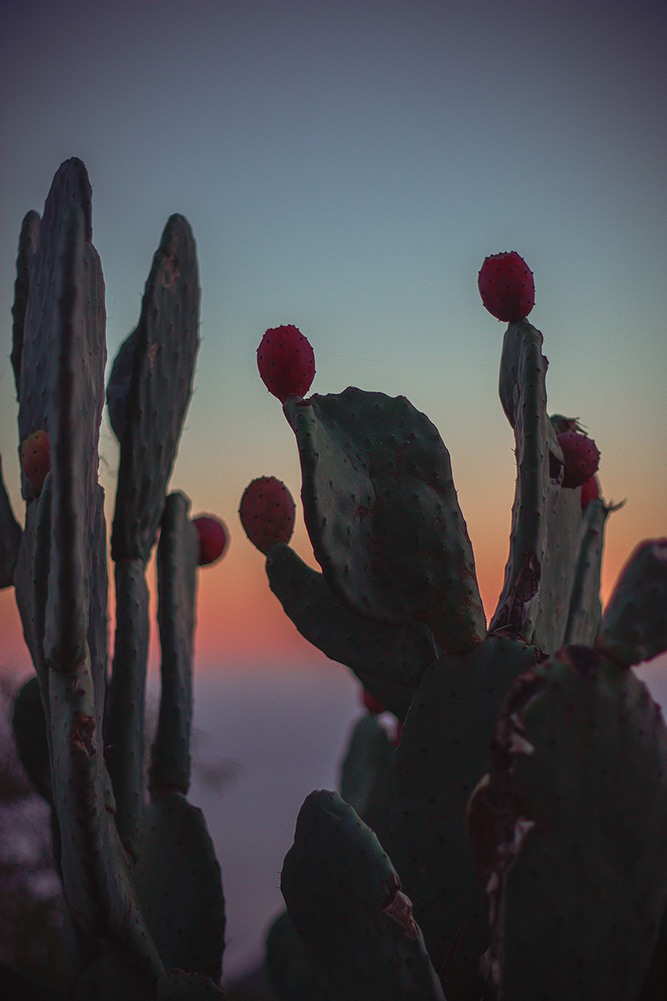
478 251 535 322
193 515 229 566
21 430 51 496
557 430 601 488
239 476 296 554
580 475 600 510
361 688 386 715
257 324 315 402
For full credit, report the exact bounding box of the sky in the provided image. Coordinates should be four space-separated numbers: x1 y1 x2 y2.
0 0 665 679
1 0 665 677
1 0 666 981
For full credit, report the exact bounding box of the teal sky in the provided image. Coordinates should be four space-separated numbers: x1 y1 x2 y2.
1 0 666 661
1 0 666 979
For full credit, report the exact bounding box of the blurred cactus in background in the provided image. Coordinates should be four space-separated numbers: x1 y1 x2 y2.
244 261 667 999
1 159 229 1000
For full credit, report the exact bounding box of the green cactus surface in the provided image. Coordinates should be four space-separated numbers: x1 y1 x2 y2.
4 159 227 1001
282 790 445 1001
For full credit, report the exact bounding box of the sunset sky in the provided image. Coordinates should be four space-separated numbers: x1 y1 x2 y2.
1 0 665 676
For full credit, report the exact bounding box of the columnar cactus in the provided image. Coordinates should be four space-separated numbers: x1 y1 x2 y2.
244 268 667 1000
2 159 227 1000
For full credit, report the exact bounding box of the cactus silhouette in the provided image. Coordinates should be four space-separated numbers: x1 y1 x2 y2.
3 160 667 1001
245 287 667 999
2 160 227 1000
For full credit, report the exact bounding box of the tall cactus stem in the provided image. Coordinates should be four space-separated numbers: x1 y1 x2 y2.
106 557 150 859
491 320 550 640
149 492 198 794
48 652 164 985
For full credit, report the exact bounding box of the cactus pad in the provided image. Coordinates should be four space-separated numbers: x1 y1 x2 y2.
266 542 437 717
110 214 199 562
284 388 486 652
282 790 445 1001
469 645 667 1000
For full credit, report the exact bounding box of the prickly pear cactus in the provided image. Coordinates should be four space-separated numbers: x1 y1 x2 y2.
2 159 227 1000
244 277 667 1000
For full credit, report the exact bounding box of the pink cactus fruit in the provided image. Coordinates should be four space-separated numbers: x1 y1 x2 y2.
557 430 601 489
21 430 51 496
361 688 386 715
478 251 535 322
257 324 315 402
239 476 296 554
193 515 229 566
580 475 600 510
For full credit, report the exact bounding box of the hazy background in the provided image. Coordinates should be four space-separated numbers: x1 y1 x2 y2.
1 0 666 979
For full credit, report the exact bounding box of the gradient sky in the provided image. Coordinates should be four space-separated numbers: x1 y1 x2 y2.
1 0 666 676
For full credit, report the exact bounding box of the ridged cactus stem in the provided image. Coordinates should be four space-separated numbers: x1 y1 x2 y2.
106 557 150 859
10 209 40 388
149 492 198 795
491 320 550 640
44 204 92 674
48 653 164 987
563 498 610 645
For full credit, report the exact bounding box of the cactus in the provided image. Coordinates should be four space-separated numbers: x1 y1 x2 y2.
2 159 227 999
245 267 667 998
4 161 667 1001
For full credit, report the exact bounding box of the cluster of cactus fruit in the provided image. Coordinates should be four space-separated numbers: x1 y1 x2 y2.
1 160 666 1001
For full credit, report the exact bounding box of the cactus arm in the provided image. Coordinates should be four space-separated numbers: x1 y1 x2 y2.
105 557 150 857
284 388 486 652
265 541 437 718
563 497 611 646
106 214 199 854
530 482 583 653
595 538 667 667
390 635 540 995
110 214 200 563
15 164 164 987
282 790 445 1001
134 493 225 982
149 491 198 795
265 910 328 1001
10 209 41 390
47 657 164 993
469 646 667 1001
17 159 92 481
490 320 550 641
44 202 106 673
134 793 226 984
339 713 395 848
0 453 22 587
88 482 110 747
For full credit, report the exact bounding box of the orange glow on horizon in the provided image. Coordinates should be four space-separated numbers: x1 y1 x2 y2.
1 502 663 682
